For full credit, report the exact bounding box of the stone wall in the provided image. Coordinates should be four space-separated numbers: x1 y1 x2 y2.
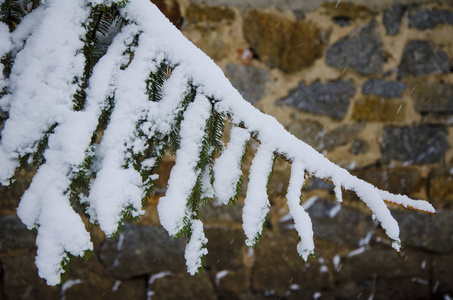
1 1 453 299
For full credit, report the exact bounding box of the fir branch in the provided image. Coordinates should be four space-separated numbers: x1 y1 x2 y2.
0 0 25 32
30 122 58 167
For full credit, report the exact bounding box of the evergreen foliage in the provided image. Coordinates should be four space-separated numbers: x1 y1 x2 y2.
0 0 436 286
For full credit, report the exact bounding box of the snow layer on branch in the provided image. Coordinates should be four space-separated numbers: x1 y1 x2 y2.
213 126 249 205
158 94 212 236
242 143 274 247
185 219 208 275
0 0 88 182
124 0 435 247
286 160 314 261
87 25 163 235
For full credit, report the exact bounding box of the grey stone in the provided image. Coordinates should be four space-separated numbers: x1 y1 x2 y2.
432 255 453 297
99 224 186 279
147 272 217 300
408 6 453 30
225 64 269 104
287 120 325 151
0 215 36 253
280 198 376 247
393 209 453 253
323 123 364 151
326 21 384 75
381 125 449 165
398 40 451 78
413 81 453 113
305 177 334 192
383 3 405 35
1 253 60 300
278 80 356 119
204 227 246 271
362 79 406 98
200 202 243 224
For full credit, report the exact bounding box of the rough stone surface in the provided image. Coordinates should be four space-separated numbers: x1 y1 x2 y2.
381 125 449 164
349 139 369 155
352 96 406 122
200 202 243 223
151 0 182 28
398 40 451 78
278 80 356 119
224 64 269 104
432 255 453 297
362 79 406 98
287 119 325 151
0 167 34 215
324 123 364 151
413 81 453 113
64 256 147 300
428 167 453 209
407 6 453 30
306 176 335 192
383 3 405 35
1 254 60 300
147 272 217 300
393 209 453 253
351 166 425 199
0 215 36 252
243 10 323 73
252 230 334 296
185 3 235 26
321 2 375 20
326 21 384 75
99 224 186 279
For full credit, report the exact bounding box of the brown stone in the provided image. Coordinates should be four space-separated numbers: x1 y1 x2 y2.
351 96 406 122
0 167 35 216
243 11 323 73
151 0 182 28
185 4 235 25
432 255 453 297
321 2 375 20
428 167 453 209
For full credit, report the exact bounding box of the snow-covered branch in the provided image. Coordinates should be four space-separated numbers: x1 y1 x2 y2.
0 0 435 285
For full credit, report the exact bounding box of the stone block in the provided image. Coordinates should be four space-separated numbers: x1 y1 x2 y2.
278 80 355 119
398 40 451 78
362 79 406 98
1 253 60 300
351 166 425 199
428 167 453 209
326 21 384 75
243 10 323 73
393 209 453 253
413 81 453 114
185 3 235 25
147 272 217 300
383 3 405 35
204 227 246 271
225 64 269 104
287 120 325 151
200 202 243 224
251 230 334 296
99 224 186 279
407 6 453 30
381 125 449 165
349 139 369 155
352 96 406 122
323 123 364 151
0 215 36 253
432 255 453 297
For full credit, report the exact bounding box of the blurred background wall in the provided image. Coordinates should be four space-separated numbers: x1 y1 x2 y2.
1 0 453 299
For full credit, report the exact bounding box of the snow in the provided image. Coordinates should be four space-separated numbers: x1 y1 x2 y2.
242 143 274 247
158 94 211 236
286 160 314 260
213 126 249 205
185 219 208 275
